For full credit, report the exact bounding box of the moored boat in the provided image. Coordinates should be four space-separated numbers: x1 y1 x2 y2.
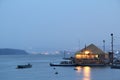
50 60 77 66
17 63 32 69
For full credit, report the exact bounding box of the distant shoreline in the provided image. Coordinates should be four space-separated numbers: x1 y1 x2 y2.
0 48 29 55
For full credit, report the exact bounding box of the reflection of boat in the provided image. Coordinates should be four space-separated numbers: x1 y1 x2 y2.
50 60 76 66
17 63 32 69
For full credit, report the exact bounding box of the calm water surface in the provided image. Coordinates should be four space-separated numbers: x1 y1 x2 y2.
0 55 120 80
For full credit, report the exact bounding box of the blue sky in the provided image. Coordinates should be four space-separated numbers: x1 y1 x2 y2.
0 0 120 52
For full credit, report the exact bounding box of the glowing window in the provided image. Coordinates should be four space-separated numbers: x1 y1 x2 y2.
85 51 90 54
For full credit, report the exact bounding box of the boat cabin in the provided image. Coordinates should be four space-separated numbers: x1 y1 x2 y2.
60 60 74 64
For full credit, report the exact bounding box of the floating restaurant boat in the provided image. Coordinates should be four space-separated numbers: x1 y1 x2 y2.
16 63 32 69
50 44 109 67
49 59 106 67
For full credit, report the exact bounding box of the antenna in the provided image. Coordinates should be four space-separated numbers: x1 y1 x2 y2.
103 40 105 52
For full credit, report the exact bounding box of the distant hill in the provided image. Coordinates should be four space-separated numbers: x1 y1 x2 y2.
0 48 29 55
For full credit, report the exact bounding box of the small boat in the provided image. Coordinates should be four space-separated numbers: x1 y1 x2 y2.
50 60 77 66
111 64 120 69
17 63 32 69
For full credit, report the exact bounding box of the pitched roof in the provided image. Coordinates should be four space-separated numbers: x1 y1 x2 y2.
76 44 106 54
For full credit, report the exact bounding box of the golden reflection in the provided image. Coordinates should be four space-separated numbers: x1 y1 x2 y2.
83 66 91 80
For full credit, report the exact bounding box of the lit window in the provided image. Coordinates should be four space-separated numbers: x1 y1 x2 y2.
75 54 81 59
85 51 90 54
95 55 98 58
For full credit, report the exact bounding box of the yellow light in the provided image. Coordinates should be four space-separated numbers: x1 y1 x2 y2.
85 51 90 54
95 55 98 58
75 54 81 59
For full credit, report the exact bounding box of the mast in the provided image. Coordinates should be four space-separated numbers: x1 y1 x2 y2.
111 33 114 64
111 33 113 54
103 40 105 52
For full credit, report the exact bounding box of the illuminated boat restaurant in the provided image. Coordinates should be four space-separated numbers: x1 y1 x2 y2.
74 44 109 65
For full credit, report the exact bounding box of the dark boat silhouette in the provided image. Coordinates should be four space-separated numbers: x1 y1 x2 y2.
16 63 32 69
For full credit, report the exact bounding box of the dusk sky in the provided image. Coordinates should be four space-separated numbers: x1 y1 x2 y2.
0 0 120 52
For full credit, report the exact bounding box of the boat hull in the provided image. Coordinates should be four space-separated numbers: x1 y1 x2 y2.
49 63 106 67
111 65 120 69
50 63 77 66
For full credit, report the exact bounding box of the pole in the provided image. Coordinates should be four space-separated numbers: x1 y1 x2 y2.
103 40 105 52
111 33 114 64
111 33 113 53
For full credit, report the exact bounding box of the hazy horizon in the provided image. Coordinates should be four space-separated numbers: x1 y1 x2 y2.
0 0 120 52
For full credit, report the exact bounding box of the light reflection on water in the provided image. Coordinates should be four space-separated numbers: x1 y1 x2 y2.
83 67 91 80
75 66 91 80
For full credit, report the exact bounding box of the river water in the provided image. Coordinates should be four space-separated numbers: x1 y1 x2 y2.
0 55 120 80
